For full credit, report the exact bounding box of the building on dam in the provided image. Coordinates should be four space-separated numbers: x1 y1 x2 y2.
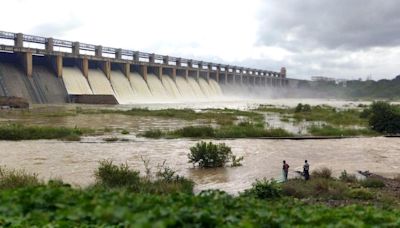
0 31 290 104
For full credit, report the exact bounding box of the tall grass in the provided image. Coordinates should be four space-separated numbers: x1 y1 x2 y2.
94 160 141 188
0 166 41 189
79 107 264 124
308 124 378 136
256 104 369 126
140 124 293 139
0 123 91 140
94 160 194 194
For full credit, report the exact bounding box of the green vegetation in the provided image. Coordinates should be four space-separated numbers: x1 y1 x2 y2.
102 137 119 142
360 178 385 188
0 165 400 226
0 166 41 190
94 160 194 194
242 179 282 199
311 167 333 179
188 141 243 168
79 107 264 125
140 124 293 139
367 101 400 134
120 129 129 135
2 185 400 227
0 123 92 141
257 104 368 127
295 103 311 113
307 124 378 136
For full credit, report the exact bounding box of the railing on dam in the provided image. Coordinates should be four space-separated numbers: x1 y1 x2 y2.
0 31 284 78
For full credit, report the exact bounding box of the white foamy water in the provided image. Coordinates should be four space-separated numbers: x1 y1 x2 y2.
128 73 153 98
109 70 136 104
209 79 223 96
175 76 196 98
87 69 115 95
198 77 215 97
62 67 93 94
187 77 206 98
146 74 169 99
162 75 182 98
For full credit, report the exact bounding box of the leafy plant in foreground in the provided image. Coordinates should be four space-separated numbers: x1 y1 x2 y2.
242 178 282 199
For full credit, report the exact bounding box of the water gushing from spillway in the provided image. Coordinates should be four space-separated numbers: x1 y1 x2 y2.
187 77 206 98
146 74 169 99
62 67 225 103
109 70 136 104
128 73 152 98
209 79 223 96
87 69 115 95
198 77 215 97
62 67 93 94
175 76 196 98
162 75 182 99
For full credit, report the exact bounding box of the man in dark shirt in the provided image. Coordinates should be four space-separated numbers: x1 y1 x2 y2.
282 160 289 182
303 160 310 180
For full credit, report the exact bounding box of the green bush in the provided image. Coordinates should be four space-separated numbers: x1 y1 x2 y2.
347 188 374 200
308 124 377 136
361 178 385 188
121 129 129 135
295 103 311 113
0 124 87 140
173 126 215 138
312 167 333 179
188 141 237 168
103 137 119 142
339 170 358 183
140 129 164 138
0 166 41 190
94 160 194 194
282 178 348 199
94 160 140 188
242 179 282 199
368 101 400 134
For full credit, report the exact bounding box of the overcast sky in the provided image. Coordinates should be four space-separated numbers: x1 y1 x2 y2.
1 0 399 80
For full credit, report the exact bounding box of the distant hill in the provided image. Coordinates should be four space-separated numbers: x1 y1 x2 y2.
297 76 400 100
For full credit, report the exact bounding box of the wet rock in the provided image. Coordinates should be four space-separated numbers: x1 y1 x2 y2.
0 96 29 109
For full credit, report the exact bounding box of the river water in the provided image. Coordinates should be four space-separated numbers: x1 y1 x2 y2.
0 99 399 194
0 137 399 194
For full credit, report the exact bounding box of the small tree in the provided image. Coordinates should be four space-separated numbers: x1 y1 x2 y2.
188 141 241 168
368 101 400 134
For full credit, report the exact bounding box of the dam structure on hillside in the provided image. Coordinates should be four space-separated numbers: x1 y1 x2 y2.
0 31 289 104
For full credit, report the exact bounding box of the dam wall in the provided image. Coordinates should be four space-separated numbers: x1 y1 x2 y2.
0 31 289 104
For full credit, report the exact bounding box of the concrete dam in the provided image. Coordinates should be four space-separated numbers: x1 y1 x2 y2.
0 31 288 104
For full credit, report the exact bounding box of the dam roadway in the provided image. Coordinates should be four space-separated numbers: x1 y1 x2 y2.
0 31 290 104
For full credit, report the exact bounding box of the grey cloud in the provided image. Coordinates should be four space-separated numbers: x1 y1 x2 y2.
29 18 81 38
258 0 400 51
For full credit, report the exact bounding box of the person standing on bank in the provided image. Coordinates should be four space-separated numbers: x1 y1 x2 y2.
282 160 289 182
303 160 310 180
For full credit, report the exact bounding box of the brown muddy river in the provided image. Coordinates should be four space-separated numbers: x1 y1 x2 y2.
0 137 399 194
